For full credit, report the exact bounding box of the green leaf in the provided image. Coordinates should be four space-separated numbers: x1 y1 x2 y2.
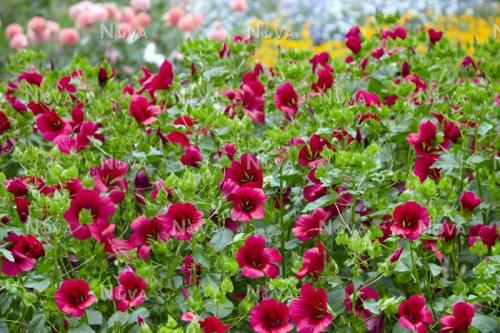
68 324 95 333
211 229 234 252
363 299 380 314
0 248 14 263
472 313 499 333
0 320 8 333
433 152 461 172
28 313 47 333
86 309 103 326
467 155 486 164
429 263 442 277
25 275 51 292
302 194 338 212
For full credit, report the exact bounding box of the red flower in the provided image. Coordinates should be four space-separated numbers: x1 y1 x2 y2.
181 255 202 285
18 70 43 86
222 153 263 195
63 189 116 240
346 35 362 53
275 82 299 119
230 187 266 222
309 52 330 71
91 159 128 203
293 208 329 241
443 121 461 143
1 233 44 276
290 284 333 333
199 316 230 333
0 111 10 135
4 177 29 197
407 120 437 153
129 215 168 259
112 268 147 312
427 28 443 44
298 134 331 167
161 202 204 240
398 295 434 333
14 197 30 222
469 224 498 248
140 60 174 96
390 201 430 240
351 89 381 107
129 94 161 125
311 66 334 93
55 279 96 317
344 284 379 318
440 220 458 241
439 301 475 333
236 235 282 279
35 111 72 141
249 298 293 333
181 145 203 167
303 184 327 202
460 191 481 212
390 247 404 262
296 241 325 280
414 153 440 183
372 47 384 59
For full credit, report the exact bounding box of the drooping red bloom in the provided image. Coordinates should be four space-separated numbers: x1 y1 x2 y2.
1 233 44 276
290 284 333 333
390 201 430 240
298 134 331 167
35 111 72 141
398 295 434 333
112 268 147 312
460 191 481 212
98 66 115 87
139 60 174 96
351 89 381 107
390 247 404 262
296 241 325 280
468 224 498 248
129 215 169 259
249 298 293 333
63 189 116 240
236 235 282 279
181 255 202 285
55 279 96 317
230 187 266 222
180 145 203 167
129 94 161 125
161 202 204 240
439 301 475 333
407 120 437 154
344 284 380 319
414 153 440 182
221 153 263 195
428 28 443 44
0 111 10 135
199 316 230 333
440 220 458 241
274 82 299 119
293 208 329 241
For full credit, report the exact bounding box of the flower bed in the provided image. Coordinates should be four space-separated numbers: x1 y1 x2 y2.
0 22 498 332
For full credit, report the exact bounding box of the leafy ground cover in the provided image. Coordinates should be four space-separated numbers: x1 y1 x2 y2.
0 22 499 332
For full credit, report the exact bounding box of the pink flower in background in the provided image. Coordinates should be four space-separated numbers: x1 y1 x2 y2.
59 28 80 45
210 22 227 41
231 0 248 12
163 6 184 26
249 299 293 333
236 235 282 279
5 23 23 39
9 34 29 49
134 12 151 29
177 13 203 32
55 279 96 317
130 0 151 12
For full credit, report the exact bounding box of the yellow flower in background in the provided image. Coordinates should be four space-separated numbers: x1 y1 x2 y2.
254 12 499 67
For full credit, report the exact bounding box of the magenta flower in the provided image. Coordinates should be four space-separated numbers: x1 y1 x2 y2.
230 187 266 222
290 284 333 333
1 233 44 276
398 295 434 333
390 201 430 240
180 145 203 167
460 191 481 212
296 241 325 280
298 134 331 167
199 316 230 333
468 224 498 248
35 111 72 141
439 301 475 333
112 268 147 312
249 298 293 333
428 28 443 44
161 202 204 240
63 189 116 240
293 208 329 241
221 153 263 195
274 82 299 119
129 215 169 259
55 279 96 317
344 283 380 319
236 235 282 279
129 94 161 125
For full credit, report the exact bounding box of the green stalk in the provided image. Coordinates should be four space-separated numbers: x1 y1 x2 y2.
409 241 420 290
278 161 286 275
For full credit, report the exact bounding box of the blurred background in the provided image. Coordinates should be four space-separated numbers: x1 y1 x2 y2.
0 0 498 71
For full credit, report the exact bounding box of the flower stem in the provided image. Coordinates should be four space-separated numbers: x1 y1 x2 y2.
278 161 286 276
409 240 420 290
